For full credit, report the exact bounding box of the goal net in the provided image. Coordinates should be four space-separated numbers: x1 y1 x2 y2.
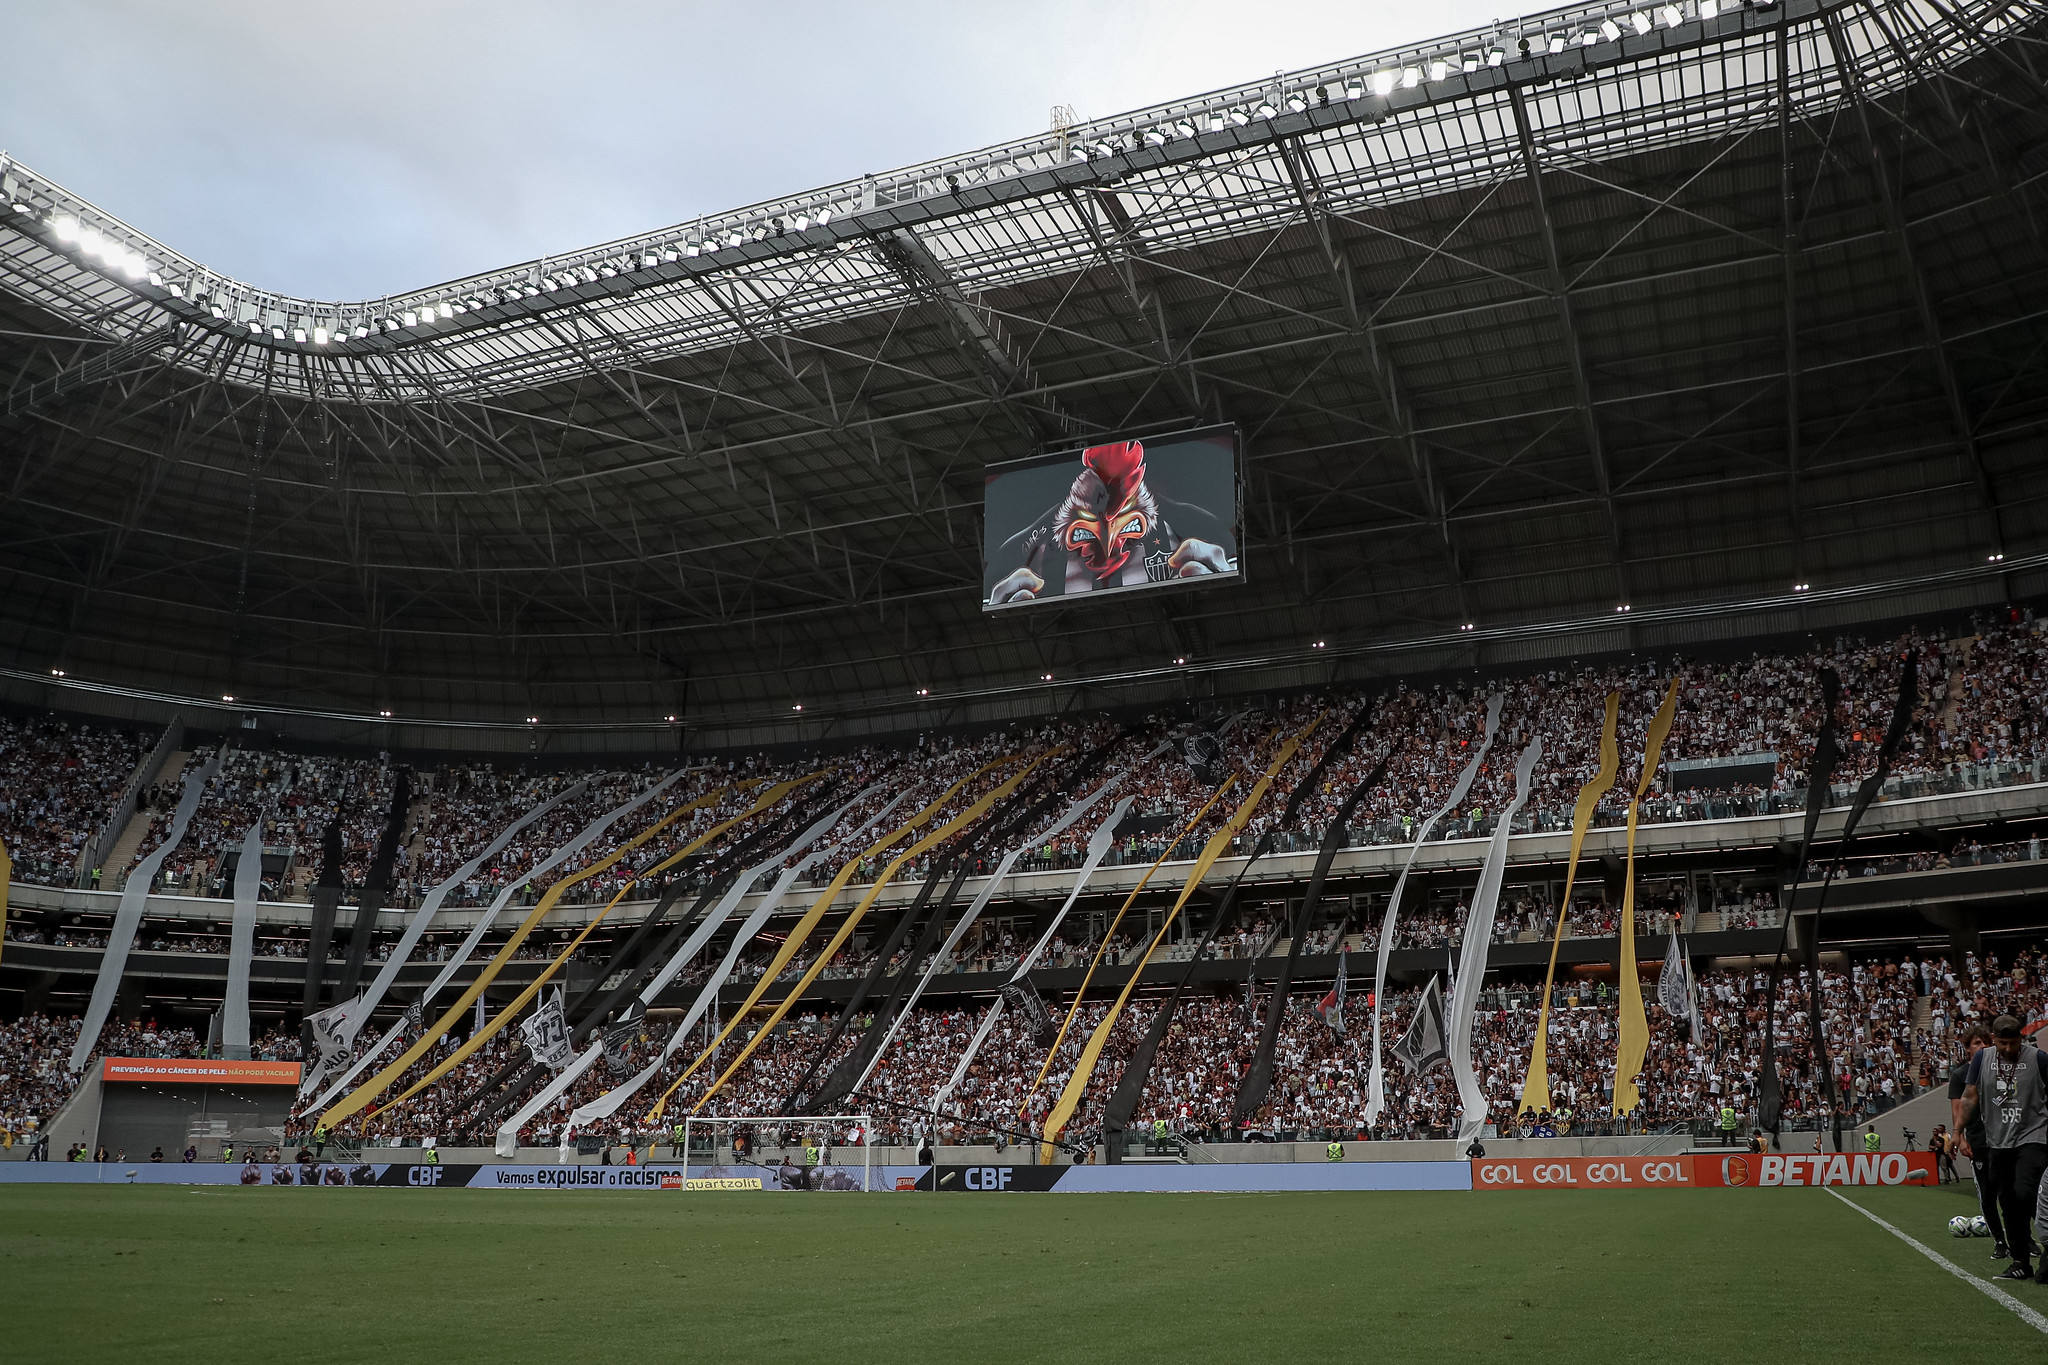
679 1113 876 1191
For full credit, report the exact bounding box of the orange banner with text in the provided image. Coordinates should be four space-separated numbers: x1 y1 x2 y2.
1471 1151 1936 1190
103 1057 303 1086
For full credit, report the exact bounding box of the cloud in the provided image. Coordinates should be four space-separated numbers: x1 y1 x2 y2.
0 0 1502 298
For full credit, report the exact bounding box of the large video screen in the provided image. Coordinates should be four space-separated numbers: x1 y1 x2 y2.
982 425 1243 611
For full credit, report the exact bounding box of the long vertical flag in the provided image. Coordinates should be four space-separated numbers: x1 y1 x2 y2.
0 835 11 968
1520 692 1620 1114
645 752 1028 1122
315 770 709 1129
69 747 224 1071
1612 678 1681 1117
222 819 267 1056
1447 737 1542 1142
1037 713 1325 1160
1366 696 1502 1126
1783 652 1920 1130
368 772 823 1122
298 779 591 1099
1758 665 1840 1131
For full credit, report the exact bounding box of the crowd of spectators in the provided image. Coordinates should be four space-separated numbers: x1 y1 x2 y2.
0 715 151 887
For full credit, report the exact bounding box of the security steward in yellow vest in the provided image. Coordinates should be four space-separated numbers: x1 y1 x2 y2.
1719 1105 1739 1146
1325 1140 1344 1162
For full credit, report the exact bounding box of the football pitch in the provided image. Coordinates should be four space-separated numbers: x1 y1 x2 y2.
0 1180 2037 1363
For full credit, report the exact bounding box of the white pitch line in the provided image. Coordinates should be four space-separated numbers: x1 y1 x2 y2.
1826 1187 2048 1336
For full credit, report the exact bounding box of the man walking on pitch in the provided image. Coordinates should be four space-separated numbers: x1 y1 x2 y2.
1951 1025 2006 1256
1954 1016 2048 1282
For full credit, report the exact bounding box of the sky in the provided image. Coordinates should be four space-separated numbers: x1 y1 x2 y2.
1 0 1507 301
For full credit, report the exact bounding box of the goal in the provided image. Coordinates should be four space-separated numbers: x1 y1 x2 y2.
679 1113 876 1191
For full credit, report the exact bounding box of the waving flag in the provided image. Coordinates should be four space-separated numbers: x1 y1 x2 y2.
1317 953 1349 1037
1393 976 1449 1075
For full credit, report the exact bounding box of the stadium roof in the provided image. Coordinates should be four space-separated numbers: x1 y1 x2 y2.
1 0 2044 750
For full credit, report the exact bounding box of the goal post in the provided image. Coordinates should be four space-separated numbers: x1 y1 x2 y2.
681 1113 876 1191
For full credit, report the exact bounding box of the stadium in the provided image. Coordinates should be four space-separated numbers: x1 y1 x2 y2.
2 0 2047 1358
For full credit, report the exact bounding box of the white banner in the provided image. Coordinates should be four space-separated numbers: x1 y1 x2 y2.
70 747 225 1071
1365 696 1501 1124
1447 737 1542 1142
222 818 266 1053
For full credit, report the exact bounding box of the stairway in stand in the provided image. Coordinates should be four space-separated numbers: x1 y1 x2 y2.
104 751 188 890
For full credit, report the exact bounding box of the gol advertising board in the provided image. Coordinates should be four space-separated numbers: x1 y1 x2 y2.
982 426 1242 611
1471 1152 1937 1190
102 1056 302 1086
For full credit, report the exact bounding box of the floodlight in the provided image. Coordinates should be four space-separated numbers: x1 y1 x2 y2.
402 310 418 327
1428 59 1449 81
1658 4 1683 24
1462 53 1480 72
1255 100 1277 118
1616 603 1632 613
817 208 832 225
1228 108 1250 125
1208 112 1226 130
312 327 329 345
438 301 453 319
354 325 369 338
1461 622 1475 631
1699 0 1719 15
78 226 103 255
247 320 262 334
1549 33 1567 52
1600 18 1623 40
1343 79 1364 99
52 213 78 242
1284 92 1307 113
1401 66 1421 88
1174 118 1198 137
1372 69 1397 95
1488 46 1506 65
1631 11 1653 34
292 328 307 343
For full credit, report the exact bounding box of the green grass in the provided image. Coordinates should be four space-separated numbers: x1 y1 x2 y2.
0 1179 2035 1363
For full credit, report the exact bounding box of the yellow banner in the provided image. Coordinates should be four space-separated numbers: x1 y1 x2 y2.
1520 693 1619 1115
1613 678 1680 1116
684 751 1054 1115
1037 714 1325 1160
644 751 1026 1123
316 778 743 1131
365 772 824 1120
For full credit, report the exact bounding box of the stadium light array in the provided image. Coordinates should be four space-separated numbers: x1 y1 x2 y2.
1460 622 1475 632
1990 553 2007 563
378 709 393 718
1616 604 1632 613
1312 640 1327 650
1793 583 1811 592
914 688 929 697
221 694 235 702
792 703 803 711
49 668 64 677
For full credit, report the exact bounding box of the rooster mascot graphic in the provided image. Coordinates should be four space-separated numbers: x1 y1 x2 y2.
986 439 1237 605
